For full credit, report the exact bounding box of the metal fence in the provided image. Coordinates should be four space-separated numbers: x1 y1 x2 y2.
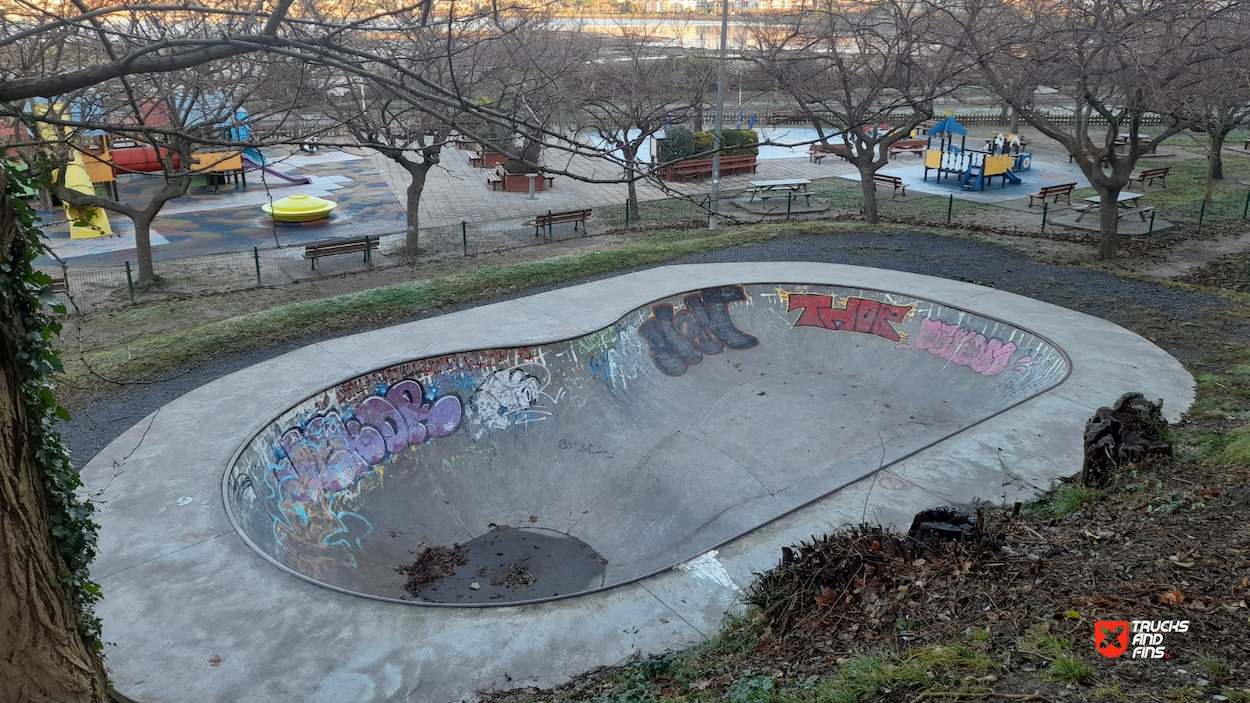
40 178 1250 315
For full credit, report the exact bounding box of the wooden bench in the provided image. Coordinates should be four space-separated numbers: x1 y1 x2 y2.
809 144 848 164
468 152 483 168
1027 183 1077 207
527 208 592 237
49 276 68 295
302 236 379 270
1128 167 1170 190
1118 206 1156 222
486 171 503 190
871 174 907 197
888 139 928 158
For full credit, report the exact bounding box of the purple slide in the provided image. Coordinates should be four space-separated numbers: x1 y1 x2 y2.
240 156 312 185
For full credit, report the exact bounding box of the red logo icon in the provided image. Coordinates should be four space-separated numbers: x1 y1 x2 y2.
1094 620 1129 658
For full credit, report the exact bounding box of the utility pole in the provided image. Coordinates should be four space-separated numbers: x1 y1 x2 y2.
709 0 729 230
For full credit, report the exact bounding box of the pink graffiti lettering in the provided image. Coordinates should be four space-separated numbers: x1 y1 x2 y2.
911 318 1017 376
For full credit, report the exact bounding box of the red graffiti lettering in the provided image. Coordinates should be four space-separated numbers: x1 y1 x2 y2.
786 295 914 343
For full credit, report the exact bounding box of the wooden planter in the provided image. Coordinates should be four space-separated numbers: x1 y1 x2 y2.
496 165 549 193
663 154 757 182
481 151 508 167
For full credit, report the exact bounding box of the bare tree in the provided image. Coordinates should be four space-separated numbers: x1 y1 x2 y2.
946 0 1242 259
573 29 715 220
1173 8 1250 199
752 0 963 224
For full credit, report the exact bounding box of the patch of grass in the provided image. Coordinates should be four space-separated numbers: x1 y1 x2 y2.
1048 655 1094 684
1024 485 1106 518
1221 426 1250 464
61 219 906 389
1094 683 1131 701
1198 656 1230 678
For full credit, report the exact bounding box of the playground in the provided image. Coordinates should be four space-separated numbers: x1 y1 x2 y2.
34 148 405 267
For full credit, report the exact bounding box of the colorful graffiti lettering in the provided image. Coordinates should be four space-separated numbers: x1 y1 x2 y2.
908 317 1018 376
276 379 462 503
258 466 374 569
337 348 538 404
578 326 617 355
785 294 915 343
467 362 562 434
637 286 759 377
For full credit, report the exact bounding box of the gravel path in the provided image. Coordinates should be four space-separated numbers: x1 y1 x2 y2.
60 229 1234 466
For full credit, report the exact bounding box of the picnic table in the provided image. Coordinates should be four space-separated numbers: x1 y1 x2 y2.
746 179 812 205
1073 192 1152 222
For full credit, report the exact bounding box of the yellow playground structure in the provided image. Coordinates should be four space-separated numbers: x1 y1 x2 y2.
33 103 112 239
922 116 1031 191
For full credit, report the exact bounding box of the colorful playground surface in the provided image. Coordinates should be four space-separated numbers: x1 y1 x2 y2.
856 153 1093 204
34 148 406 268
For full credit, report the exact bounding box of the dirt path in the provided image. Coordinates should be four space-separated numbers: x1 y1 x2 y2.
1138 229 1250 278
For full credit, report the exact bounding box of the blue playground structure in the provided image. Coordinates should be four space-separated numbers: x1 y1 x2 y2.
922 116 1031 191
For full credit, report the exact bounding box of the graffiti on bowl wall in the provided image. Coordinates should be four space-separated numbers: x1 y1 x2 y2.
784 293 916 342
637 285 760 377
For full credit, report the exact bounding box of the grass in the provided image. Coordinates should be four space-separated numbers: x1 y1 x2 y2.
61 219 921 389
1049 656 1095 684
510 613 1001 703
1023 485 1106 518
1198 656 1230 678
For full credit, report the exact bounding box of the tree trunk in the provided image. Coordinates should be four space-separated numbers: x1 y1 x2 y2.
1211 130 1227 182
1010 107 1020 134
402 161 433 255
860 164 880 224
624 144 640 221
1 197 109 703
133 214 158 287
1096 186 1120 260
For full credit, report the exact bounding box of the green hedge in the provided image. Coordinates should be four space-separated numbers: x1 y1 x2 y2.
660 127 758 162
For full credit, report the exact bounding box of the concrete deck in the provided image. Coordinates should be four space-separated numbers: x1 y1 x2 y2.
81 263 1194 703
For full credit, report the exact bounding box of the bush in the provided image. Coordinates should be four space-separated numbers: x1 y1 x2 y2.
660 126 758 162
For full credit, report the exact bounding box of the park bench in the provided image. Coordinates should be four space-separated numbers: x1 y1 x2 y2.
49 275 68 295
468 152 483 168
302 236 379 271
809 144 848 164
486 170 503 190
1027 182 1077 207
888 139 928 158
1127 167 1170 190
527 208 592 237
871 174 907 198
1117 206 1156 222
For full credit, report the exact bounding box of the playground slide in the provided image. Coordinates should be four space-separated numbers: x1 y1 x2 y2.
240 155 312 185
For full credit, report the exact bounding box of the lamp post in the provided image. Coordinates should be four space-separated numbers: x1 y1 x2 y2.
709 0 729 230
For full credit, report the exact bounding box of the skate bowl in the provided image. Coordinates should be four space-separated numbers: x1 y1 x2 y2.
224 282 1069 606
